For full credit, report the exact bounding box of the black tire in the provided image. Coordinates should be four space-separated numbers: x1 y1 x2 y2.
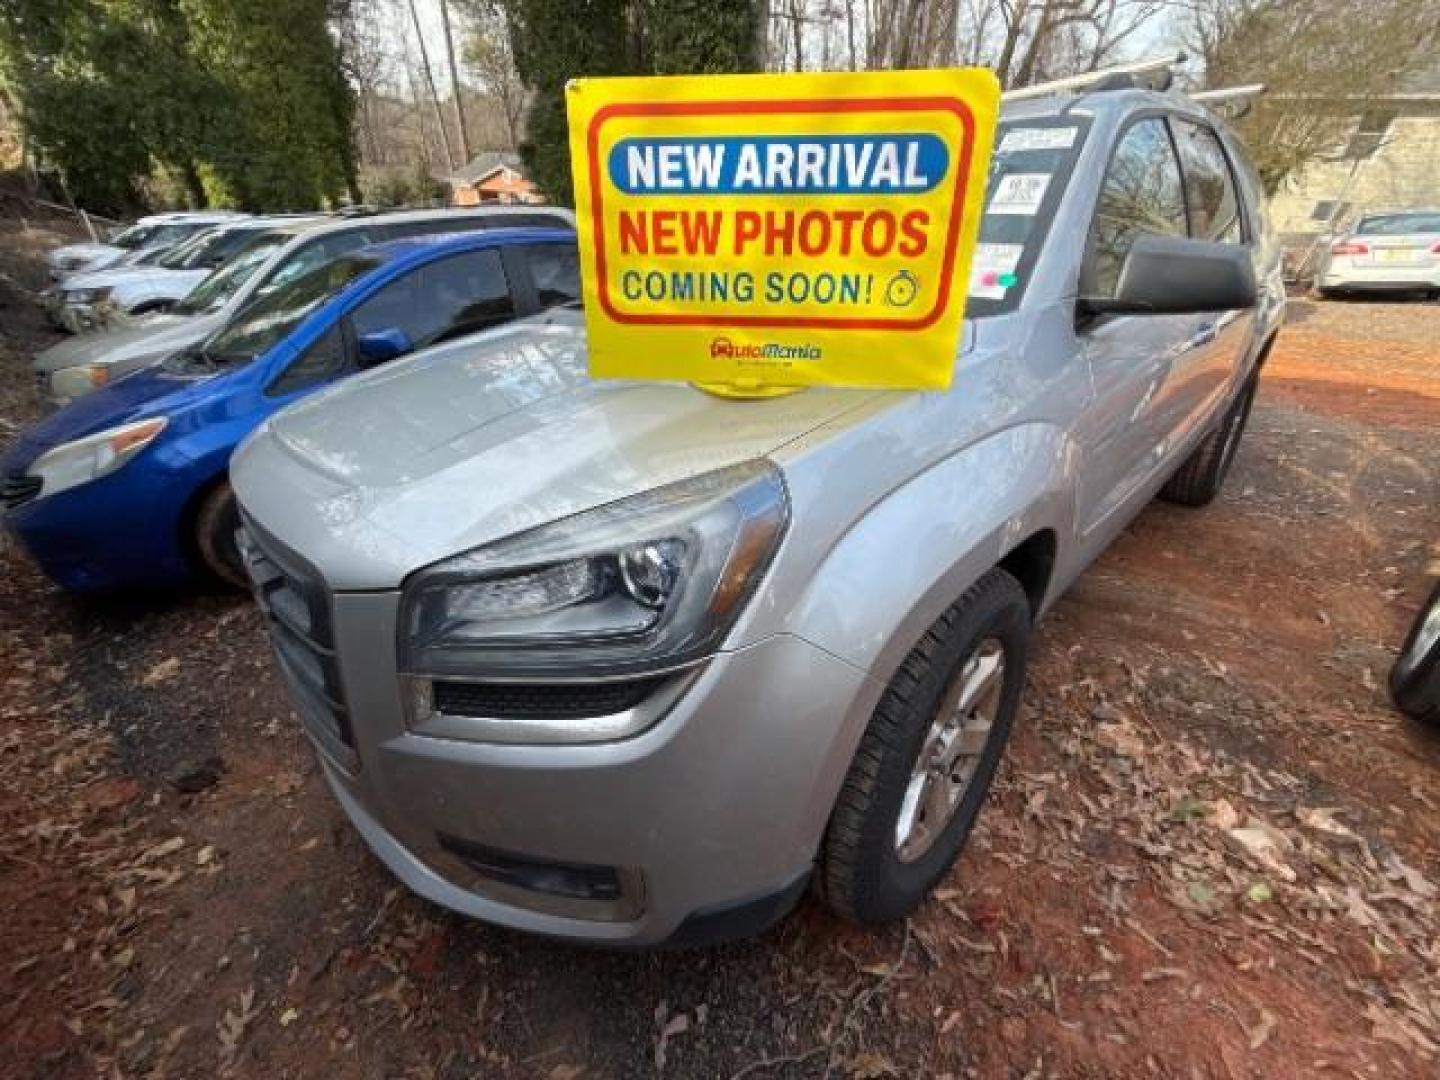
193 481 246 589
1159 373 1259 508
1390 581 1440 724
818 569 1031 923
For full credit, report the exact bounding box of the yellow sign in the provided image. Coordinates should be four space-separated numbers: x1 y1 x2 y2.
566 68 1000 392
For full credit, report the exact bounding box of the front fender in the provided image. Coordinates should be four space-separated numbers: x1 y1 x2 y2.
766 421 1078 863
784 421 1077 680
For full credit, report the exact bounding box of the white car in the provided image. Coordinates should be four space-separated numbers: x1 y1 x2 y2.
49 218 321 333
38 206 576 406
44 211 246 282
1315 210 1440 299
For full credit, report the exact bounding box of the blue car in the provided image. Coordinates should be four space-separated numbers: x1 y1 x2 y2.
1 228 580 591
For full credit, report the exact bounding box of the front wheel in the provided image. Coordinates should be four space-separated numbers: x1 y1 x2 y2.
193 481 246 589
1159 373 1259 507
1391 582 1440 724
818 569 1031 924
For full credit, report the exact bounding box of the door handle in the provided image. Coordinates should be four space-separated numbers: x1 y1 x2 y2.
1189 322 1217 348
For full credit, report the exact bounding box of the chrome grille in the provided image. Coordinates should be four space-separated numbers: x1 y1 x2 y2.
238 517 357 771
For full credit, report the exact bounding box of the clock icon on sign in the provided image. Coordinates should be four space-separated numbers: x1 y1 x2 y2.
884 270 920 307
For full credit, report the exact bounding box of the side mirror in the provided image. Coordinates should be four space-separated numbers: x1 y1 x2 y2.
1079 234 1257 317
356 327 412 366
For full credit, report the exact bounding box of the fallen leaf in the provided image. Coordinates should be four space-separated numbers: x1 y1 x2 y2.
849 1051 899 1078
279 1007 299 1027
1246 882 1273 904
1248 1009 1278 1050
1296 807 1363 845
141 658 181 687
1226 821 1296 883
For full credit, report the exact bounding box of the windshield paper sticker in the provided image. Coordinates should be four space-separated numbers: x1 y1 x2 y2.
567 69 1000 391
999 127 1077 153
969 242 1024 299
988 173 1051 216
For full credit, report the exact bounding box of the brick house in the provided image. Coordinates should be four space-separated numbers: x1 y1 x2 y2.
447 151 542 206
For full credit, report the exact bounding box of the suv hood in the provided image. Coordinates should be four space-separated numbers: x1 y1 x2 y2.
235 312 903 589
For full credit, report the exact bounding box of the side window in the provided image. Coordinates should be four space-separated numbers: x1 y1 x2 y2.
269 324 346 396
1171 119 1244 244
525 244 581 307
350 248 513 351
264 232 373 292
1083 118 1188 297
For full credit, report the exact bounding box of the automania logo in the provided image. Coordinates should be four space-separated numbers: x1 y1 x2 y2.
709 336 822 361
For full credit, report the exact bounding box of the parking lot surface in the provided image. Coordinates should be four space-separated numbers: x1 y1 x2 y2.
3 223 1438 1078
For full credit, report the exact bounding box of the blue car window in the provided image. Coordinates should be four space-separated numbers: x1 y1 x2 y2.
350 248 513 350
203 253 379 367
525 243 581 308
269 324 347 396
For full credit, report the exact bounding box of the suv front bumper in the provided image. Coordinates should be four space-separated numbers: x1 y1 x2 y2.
245 536 878 946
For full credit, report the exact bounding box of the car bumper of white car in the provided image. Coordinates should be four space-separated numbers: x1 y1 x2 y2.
1320 261 1440 293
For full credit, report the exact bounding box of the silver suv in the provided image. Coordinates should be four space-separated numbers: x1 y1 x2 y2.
232 85 1285 947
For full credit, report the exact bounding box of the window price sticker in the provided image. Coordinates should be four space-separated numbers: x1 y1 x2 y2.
988 173 1051 216
969 242 1024 299
998 127 1077 153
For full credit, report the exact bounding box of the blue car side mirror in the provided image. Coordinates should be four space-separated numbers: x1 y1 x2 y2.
356 327 412 366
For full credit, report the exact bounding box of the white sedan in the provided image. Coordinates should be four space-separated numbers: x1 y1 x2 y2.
1315 210 1440 299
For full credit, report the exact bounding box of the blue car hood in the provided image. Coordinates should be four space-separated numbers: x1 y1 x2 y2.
3 366 202 471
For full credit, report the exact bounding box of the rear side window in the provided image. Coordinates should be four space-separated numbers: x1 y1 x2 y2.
525 243 581 307
1356 212 1440 235
1082 118 1188 297
350 248 513 351
1171 119 1243 244
260 231 374 292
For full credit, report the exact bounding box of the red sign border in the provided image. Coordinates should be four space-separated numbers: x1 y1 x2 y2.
585 96 977 331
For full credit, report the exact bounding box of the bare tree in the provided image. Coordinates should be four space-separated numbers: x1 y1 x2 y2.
459 5 527 150
1179 0 1440 189
439 0 473 163
407 0 457 170
775 0 1163 80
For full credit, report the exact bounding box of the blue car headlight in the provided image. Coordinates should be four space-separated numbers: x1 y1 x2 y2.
25 417 168 500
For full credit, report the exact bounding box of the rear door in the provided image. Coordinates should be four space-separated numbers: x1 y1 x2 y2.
1075 115 1202 536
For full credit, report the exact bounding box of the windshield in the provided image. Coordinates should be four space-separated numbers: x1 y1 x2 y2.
966 117 1089 318
1356 212 1440 235
157 229 221 269
110 222 159 249
173 234 288 315
200 252 380 366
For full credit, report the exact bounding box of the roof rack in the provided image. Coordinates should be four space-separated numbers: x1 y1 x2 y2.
1191 84 1266 119
1001 52 1186 102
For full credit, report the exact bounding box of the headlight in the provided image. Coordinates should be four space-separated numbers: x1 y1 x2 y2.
400 460 789 679
25 417 168 500
65 287 111 305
